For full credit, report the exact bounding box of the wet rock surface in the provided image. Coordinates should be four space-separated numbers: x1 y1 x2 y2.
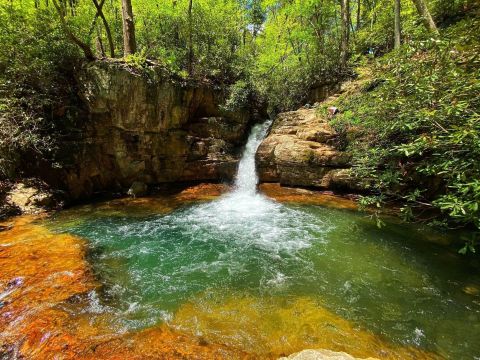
256 108 361 191
259 183 358 210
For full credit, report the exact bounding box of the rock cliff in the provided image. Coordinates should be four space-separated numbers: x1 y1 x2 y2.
256 107 359 191
54 61 252 199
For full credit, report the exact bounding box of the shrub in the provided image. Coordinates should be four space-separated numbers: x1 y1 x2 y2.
333 17 480 251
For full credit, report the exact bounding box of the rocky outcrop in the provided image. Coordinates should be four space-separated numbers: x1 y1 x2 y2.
127 181 148 197
257 107 360 191
52 61 253 199
308 82 341 104
1 182 58 216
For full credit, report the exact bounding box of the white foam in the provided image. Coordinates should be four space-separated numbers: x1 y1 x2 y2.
137 120 330 255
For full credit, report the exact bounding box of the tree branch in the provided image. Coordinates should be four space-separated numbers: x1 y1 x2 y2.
52 0 95 60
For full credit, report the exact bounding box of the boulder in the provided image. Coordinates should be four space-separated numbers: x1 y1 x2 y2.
328 106 339 117
127 181 148 197
5 183 56 214
257 108 362 191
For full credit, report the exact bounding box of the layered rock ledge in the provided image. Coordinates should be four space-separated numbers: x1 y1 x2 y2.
50 61 254 200
257 107 359 191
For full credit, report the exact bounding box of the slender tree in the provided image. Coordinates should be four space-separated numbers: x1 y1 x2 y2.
394 0 401 49
187 0 193 75
339 0 350 68
356 0 361 30
121 0 136 55
411 0 439 35
92 0 115 57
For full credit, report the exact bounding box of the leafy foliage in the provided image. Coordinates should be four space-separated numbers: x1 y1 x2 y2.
221 80 252 111
253 0 342 113
332 17 480 249
0 3 81 177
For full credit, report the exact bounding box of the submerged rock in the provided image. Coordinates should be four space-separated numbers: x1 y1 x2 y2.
171 293 439 359
279 349 379 360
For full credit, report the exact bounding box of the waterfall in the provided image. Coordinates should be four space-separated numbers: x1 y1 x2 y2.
145 117 318 253
233 120 272 194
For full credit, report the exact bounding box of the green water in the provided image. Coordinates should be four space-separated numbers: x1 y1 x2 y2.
48 123 480 359
51 198 480 359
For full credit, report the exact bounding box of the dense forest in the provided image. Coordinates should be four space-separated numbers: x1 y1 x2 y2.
0 0 479 250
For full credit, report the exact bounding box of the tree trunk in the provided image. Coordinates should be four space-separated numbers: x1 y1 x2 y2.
92 0 115 57
88 0 105 37
411 0 439 35
394 0 401 49
172 0 180 47
52 0 95 60
340 0 350 68
121 0 136 56
96 26 106 57
356 0 361 30
187 0 193 76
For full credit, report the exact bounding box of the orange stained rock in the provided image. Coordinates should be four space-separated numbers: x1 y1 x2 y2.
54 183 230 221
0 215 94 316
173 183 230 202
0 215 248 359
259 183 358 210
171 294 442 360
4 306 249 359
0 215 97 356
78 326 251 360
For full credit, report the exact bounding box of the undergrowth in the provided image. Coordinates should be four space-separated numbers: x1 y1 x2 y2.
329 17 480 253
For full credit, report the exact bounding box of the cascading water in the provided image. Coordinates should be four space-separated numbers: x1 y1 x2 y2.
52 120 480 359
176 120 324 252
234 120 272 194
67 120 329 323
